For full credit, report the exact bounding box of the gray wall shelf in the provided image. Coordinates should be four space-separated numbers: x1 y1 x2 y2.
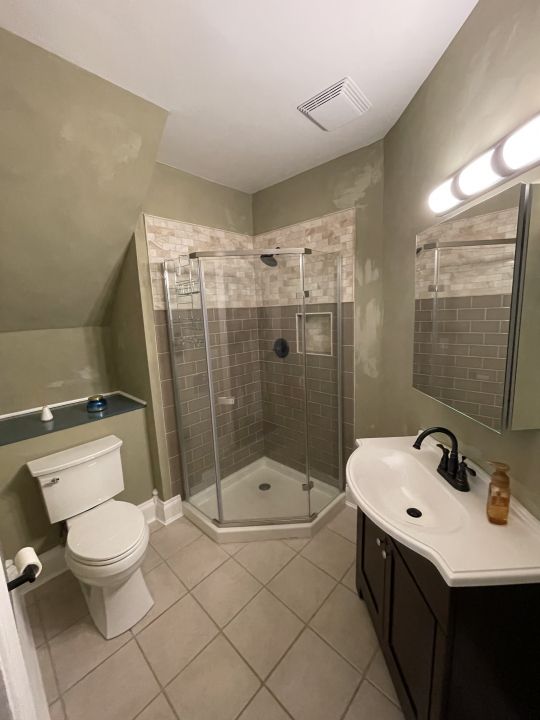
0 393 146 447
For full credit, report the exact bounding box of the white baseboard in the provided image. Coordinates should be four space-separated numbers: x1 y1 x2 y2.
138 490 183 526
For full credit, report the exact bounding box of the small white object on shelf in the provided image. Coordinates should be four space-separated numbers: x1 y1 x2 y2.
40 406 53 422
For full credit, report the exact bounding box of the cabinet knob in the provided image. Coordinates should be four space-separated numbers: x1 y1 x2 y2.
376 538 382 547
381 549 387 560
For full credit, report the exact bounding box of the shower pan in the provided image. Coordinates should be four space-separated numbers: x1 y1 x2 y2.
163 247 345 539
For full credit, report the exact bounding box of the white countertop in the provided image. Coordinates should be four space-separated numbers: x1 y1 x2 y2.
346 435 540 587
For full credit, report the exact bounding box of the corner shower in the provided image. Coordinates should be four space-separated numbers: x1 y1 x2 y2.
163 247 344 532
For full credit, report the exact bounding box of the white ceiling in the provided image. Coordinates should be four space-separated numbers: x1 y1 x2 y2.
0 0 478 192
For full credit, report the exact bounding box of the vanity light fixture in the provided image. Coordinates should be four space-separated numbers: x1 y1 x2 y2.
428 112 540 214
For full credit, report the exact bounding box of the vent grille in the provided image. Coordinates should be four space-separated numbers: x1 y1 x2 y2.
297 77 371 132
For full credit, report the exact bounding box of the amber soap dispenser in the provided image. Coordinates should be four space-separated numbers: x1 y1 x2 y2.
487 462 511 525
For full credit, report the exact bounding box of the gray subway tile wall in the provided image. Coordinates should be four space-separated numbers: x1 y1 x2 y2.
413 294 510 429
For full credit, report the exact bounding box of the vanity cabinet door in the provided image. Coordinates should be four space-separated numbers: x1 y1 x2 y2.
357 512 387 632
384 541 437 720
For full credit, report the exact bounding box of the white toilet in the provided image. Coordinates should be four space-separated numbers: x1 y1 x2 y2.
27 435 154 639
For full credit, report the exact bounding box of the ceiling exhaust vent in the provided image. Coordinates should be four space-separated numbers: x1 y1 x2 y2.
297 77 371 132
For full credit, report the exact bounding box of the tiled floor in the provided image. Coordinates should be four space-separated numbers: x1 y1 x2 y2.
28 505 403 720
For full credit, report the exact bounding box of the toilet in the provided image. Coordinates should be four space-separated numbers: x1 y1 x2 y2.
27 435 154 639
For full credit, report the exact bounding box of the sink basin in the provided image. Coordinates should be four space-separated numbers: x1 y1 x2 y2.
346 435 540 586
348 442 465 533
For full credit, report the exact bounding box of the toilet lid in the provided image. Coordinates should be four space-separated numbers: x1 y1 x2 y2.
67 501 146 564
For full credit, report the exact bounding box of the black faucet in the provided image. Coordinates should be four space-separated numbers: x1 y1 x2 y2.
412 426 475 492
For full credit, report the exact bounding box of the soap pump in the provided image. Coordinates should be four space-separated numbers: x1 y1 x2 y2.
486 461 511 525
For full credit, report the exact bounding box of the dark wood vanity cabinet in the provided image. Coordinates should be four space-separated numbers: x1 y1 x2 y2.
356 509 540 720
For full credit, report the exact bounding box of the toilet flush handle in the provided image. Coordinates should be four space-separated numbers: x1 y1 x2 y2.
43 477 60 487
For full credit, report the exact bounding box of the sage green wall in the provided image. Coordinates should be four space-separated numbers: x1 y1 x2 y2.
145 162 253 234
252 142 384 437
0 327 115 414
382 0 540 517
0 409 154 558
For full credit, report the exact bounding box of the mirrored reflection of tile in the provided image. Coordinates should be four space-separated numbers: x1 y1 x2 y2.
301 529 355 580
268 556 335 621
267 629 360 720
150 518 201 559
344 681 404 720
327 505 357 543
137 594 217 685
192 558 261 627
310 585 378 672
237 688 290 720
366 650 400 706
62 641 159 720
235 540 295 583
166 635 260 720
135 693 176 720
167 534 228 589
224 589 303 678
35 572 88 640
49 616 130 692
132 563 187 634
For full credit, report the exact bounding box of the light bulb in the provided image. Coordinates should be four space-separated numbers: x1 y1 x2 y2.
501 114 540 171
428 179 460 214
457 149 502 196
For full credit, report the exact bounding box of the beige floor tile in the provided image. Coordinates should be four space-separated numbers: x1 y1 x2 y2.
132 563 187 634
235 540 295 583
137 593 217 685
310 585 378 671
26 602 45 647
344 681 404 720
222 541 248 555
35 572 88 640
49 616 130 692
135 693 176 720
341 563 357 592
366 650 400 706
268 556 335 621
37 645 59 704
237 688 290 720
150 517 201 559
166 635 260 720
267 628 360 720
49 699 65 720
283 538 310 552
62 641 159 720
192 558 261 627
141 545 162 575
301 529 356 580
224 589 303 679
167 534 228 588
327 505 357 543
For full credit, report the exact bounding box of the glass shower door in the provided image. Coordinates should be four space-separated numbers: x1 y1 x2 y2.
197 251 312 525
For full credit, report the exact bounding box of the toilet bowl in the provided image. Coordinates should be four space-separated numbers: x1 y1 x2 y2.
27 435 154 639
65 499 153 638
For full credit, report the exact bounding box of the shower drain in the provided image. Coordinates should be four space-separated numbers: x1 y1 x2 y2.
259 483 271 491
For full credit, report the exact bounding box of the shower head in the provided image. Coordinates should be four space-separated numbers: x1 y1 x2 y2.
260 253 278 267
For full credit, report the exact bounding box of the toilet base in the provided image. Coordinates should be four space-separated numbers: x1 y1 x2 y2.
79 568 154 639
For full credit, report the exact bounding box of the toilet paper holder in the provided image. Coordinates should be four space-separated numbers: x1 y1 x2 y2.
7 564 39 592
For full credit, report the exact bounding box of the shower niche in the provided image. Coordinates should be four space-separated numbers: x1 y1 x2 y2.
162 247 344 531
296 311 333 356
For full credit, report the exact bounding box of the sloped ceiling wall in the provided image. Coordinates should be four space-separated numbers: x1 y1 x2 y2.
0 28 167 332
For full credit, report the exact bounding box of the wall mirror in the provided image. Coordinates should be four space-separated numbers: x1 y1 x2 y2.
413 182 540 433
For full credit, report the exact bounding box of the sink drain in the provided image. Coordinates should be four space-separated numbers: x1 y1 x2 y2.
406 507 422 518
259 483 271 491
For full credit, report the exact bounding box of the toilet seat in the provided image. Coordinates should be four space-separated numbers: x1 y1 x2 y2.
67 500 146 566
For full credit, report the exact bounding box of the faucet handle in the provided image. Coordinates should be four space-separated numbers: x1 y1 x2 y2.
459 456 477 477
436 443 449 472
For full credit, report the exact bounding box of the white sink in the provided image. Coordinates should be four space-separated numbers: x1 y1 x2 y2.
346 435 540 587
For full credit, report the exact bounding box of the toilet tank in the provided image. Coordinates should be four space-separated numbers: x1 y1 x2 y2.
27 435 124 524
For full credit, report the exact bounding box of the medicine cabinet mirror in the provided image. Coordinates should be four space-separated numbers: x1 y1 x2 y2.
413 182 540 432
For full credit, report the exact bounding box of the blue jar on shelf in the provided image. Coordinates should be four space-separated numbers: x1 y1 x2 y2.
87 395 108 413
